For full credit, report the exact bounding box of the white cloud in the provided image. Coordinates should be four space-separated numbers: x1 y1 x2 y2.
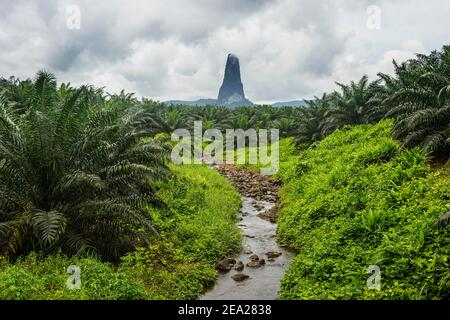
0 0 449 103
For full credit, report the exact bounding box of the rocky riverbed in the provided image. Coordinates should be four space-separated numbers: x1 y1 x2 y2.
215 164 281 222
200 165 293 300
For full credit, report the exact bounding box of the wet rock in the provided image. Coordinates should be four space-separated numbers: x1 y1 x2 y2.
249 254 259 261
234 260 244 271
215 258 236 272
246 260 259 268
268 258 275 262
246 259 266 268
215 164 280 202
265 251 282 259
257 206 279 223
231 273 250 282
244 250 253 255
247 254 266 267
254 204 264 211
245 235 255 238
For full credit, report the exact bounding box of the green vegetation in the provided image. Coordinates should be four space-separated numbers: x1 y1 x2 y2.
288 46 450 157
0 71 169 262
143 102 300 137
276 120 450 299
150 164 242 264
0 253 147 300
0 71 242 300
140 46 450 159
120 164 241 299
0 164 241 299
0 45 449 300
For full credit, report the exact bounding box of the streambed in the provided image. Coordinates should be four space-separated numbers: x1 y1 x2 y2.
200 195 293 300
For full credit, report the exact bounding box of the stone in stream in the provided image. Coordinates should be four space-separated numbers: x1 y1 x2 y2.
231 273 250 282
246 259 266 268
249 254 259 261
234 260 244 271
247 254 265 268
215 258 236 272
254 204 264 211
215 164 280 203
265 251 282 259
258 206 279 223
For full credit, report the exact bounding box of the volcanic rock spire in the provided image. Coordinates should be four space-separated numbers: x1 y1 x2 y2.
217 53 252 107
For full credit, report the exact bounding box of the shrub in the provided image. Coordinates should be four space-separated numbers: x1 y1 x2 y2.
277 120 450 299
0 71 169 262
0 252 146 300
0 164 242 300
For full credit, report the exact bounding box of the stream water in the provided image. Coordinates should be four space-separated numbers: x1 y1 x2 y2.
200 196 293 300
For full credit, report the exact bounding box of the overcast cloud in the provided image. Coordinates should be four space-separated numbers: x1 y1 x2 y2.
0 0 448 103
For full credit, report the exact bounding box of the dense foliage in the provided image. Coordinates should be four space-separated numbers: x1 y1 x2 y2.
0 164 241 299
276 120 450 299
121 164 242 299
0 253 147 300
142 46 450 159
0 71 169 261
290 46 450 157
142 102 300 137
0 45 449 301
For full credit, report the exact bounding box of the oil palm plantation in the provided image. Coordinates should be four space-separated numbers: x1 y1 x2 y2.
320 75 381 135
0 76 32 114
385 47 450 156
294 95 329 145
272 117 297 137
0 71 169 262
189 105 233 131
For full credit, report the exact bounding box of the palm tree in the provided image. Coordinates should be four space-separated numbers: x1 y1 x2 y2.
0 71 169 262
294 95 329 145
321 75 381 135
230 112 251 130
366 71 403 122
272 117 297 137
189 105 232 131
0 76 32 113
385 47 450 156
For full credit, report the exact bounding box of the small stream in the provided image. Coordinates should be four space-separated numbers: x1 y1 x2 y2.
200 196 293 300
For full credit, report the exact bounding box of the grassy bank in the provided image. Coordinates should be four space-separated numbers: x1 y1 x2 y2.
0 164 242 300
276 120 450 299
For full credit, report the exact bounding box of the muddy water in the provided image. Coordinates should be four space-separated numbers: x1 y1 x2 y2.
200 196 293 300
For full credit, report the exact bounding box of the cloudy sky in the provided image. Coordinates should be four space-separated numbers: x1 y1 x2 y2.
0 0 449 103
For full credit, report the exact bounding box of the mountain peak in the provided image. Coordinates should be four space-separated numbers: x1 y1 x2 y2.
217 53 252 106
